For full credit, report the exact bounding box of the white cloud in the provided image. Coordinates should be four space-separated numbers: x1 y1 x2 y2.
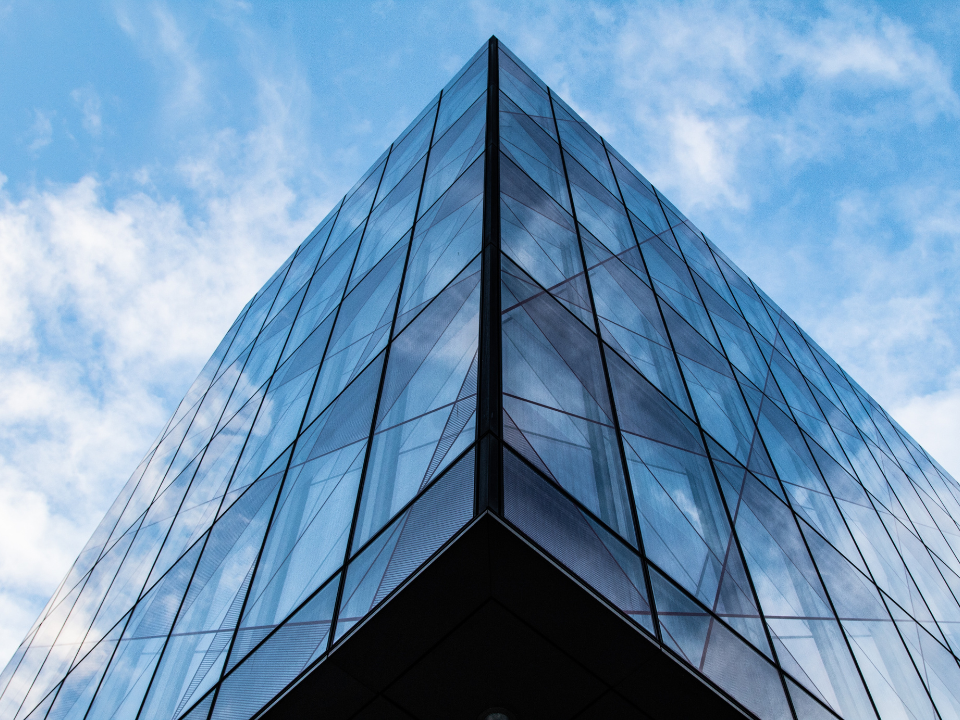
372 0 396 19
26 110 53 152
894 378 960 481
2 0 959 685
796 183 960 474
476 0 959 211
0 6 338 669
114 0 208 116
71 87 102 137
0 165 313 667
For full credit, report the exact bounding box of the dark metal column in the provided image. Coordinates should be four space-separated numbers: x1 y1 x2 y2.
476 36 502 515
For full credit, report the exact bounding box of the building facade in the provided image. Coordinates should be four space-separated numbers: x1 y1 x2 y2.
2 37 960 720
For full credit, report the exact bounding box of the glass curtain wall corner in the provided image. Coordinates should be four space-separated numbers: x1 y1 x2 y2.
4 37 960 720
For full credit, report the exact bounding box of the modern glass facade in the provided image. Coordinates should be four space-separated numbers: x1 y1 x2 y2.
3 37 960 720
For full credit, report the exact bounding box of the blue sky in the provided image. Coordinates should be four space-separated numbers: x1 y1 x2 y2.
1 0 959 667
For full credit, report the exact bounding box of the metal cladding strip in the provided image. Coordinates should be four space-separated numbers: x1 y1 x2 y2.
476 36 502 516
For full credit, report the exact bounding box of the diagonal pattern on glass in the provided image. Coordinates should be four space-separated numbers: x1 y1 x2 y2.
503 448 652 631
354 259 480 550
500 153 593 326
335 449 475 640
649 567 794 720
398 154 483 330
502 265 634 543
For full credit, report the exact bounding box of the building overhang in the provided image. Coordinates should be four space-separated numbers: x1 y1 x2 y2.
261 512 750 720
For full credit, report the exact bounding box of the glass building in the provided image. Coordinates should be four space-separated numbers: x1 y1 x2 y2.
3 37 960 720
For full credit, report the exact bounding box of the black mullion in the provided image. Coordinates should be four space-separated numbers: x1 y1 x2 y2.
758 370 914 717
329 91 443 651
152 298 251 455
176 407 474 720
599 139 753 659
69 285 287 720
857 389 921 476
651 188 824 718
601 145 794 714
757 291 957 650
13 474 154 719
766 371 929 714
195 441 474 691
841 375 960 586
132 207 344 720
708 247 888 718
646 554 781 666
27 513 149 720
201 154 390 720
73 605 138 720
476 37 502 515
546 86 656 628
56 143 346 720
346 440 475 564
751 276 946 585
127 258 305 720
790 324 960 664
505 446 654 578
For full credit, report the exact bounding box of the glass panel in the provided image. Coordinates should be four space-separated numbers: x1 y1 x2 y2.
419 92 485 213
498 48 554 137
349 164 422 291
354 260 480 548
503 449 653 632
303 241 406 427
607 150 669 237
890 602 960 719
502 278 634 542
135 465 284 720
434 45 487 139
564 152 636 258
377 100 436 200
584 238 690 414
319 154 388 262
236 353 386 637
83 540 204 720
397 156 483 328
335 450 474 639
279 227 360 367
554 98 618 196
643 235 720 349
209 576 338 720
500 155 592 325
44 619 125 720
649 569 793 719
662 302 756 465
499 92 570 212
788 676 846 720
723 472 876 720
621 430 768 653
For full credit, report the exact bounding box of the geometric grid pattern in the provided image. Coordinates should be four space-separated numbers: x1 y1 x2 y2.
2 38 960 720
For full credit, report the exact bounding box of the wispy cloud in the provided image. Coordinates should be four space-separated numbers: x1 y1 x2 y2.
114 0 208 117
0 3 336 666
478 0 959 211
70 87 102 137
25 110 53 152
